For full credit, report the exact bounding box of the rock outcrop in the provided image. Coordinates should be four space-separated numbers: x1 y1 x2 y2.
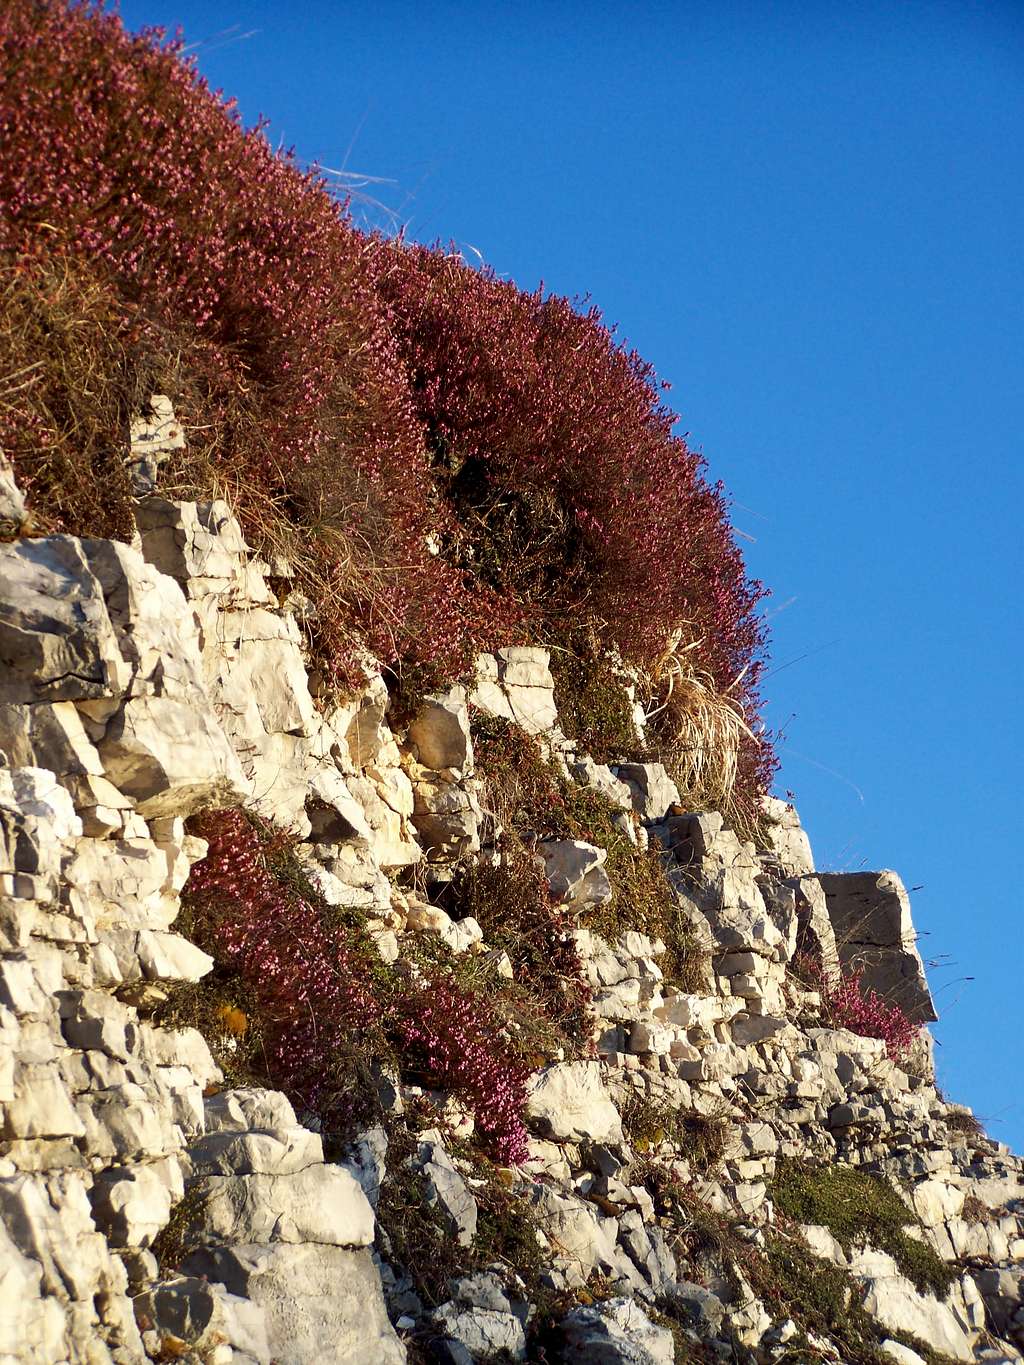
1 433 1022 1365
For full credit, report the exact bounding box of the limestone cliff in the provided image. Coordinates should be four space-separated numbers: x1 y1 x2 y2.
0 427 1022 1365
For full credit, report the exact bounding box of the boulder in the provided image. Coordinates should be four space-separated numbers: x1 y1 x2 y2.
133 1274 270 1360
612 764 680 823
472 648 558 734
184 1242 405 1364
90 1159 183 1247
850 1250 973 1361
536 840 612 907
761 796 815 876
569 755 633 810
186 1126 324 1178
525 1183 618 1283
408 687 473 771
0 537 125 704
414 1138 478 1247
186 1166 375 1248
432 1299 528 1362
559 1297 675 1364
0 447 27 538
815 871 937 1023
526 1062 623 1143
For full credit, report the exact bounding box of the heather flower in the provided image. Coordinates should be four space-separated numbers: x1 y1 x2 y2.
186 810 531 1161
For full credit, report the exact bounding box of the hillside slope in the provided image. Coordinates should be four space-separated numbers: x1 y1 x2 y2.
1 439 1023 1364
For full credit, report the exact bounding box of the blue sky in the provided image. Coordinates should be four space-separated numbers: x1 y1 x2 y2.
119 0 1024 1149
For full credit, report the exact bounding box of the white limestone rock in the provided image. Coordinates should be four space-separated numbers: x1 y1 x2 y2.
472 648 558 733
526 1062 623 1143
849 1248 974 1360
559 1296 675 1364
183 1242 406 1365
432 1299 528 1362
0 447 27 539
569 754 634 811
526 1183 618 1284
187 1126 324 1179
536 839 612 907
612 763 680 823
815 870 937 1024
0 537 126 705
188 1166 375 1249
135 930 214 983
133 1274 271 1362
204 1090 300 1136
415 1138 478 1247
761 796 815 876
91 1157 184 1248
408 686 473 771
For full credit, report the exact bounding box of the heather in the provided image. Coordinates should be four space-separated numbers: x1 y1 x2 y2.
793 950 920 1061
0 0 773 819
183 809 532 1164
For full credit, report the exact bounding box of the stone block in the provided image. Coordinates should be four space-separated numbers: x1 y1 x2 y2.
409 687 473 771
526 1062 623 1143
536 840 612 907
183 1242 405 1364
815 871 937 1023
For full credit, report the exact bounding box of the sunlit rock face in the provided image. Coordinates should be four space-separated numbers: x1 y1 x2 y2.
1 437 1021 1365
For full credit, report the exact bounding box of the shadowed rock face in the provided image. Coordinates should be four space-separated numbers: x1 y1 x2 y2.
816 871 938 1024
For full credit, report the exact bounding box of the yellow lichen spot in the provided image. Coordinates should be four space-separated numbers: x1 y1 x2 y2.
215 1004 248 1037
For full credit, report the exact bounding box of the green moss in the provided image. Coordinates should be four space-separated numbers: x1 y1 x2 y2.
471 715 706 990
769 1159 956 1297
549 641 649 765
745 1233 962 1365
620 1096 727 1174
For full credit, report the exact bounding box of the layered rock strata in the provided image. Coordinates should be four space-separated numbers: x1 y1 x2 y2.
0 435 1022 1365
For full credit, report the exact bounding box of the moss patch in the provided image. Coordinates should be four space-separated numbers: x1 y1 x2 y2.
748 1233 961 1365
620 1095 727 1175
471 714 705 990
549 640 649 765
769 1159 956 1297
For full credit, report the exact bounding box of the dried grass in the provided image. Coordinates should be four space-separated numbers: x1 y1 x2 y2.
649 627 760 821
0 254 142 540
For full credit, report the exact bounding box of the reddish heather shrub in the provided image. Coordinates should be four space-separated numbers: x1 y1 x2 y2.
394 976 531 1164
0 0 504 678
186 810 378 1120
0 1 775 808
823 968 920 1062
373 242 768 697
185 810 530 1162
793 951 919 1061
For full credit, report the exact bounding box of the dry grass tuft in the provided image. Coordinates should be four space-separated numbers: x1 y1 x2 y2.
0 254 144 541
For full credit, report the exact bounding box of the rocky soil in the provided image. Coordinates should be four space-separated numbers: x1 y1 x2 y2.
1 418 1022 1364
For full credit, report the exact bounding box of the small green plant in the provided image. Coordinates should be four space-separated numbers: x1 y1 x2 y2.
149 1184 209 1275
549 639 648 765
769 1160 956 1297
620 1094 727 1174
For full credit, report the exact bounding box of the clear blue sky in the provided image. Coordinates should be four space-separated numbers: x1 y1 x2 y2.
118 0 1024 1150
